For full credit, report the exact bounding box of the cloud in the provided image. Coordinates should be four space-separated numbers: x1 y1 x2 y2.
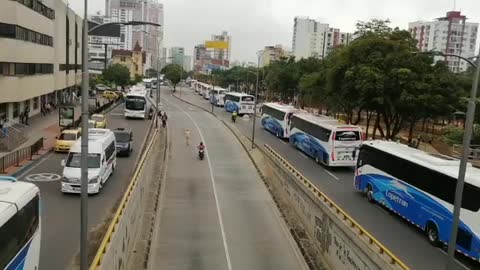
70 0 480 63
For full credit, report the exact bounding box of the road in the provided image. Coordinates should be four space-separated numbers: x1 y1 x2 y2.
172 85 477 270
147 90 308 270
18 103 151 270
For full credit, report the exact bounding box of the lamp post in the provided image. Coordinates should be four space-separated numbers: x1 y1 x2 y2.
251 50 266 149
80 7 161 269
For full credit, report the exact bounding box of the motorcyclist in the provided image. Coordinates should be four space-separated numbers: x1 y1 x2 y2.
232 110 237 122
197 142 205 151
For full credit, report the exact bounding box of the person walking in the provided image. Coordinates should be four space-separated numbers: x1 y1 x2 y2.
24 106 30 125
184 128 191 146
161 112 168 128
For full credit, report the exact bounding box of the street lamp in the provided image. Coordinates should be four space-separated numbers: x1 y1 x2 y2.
80 2 161 268
251 50 267 149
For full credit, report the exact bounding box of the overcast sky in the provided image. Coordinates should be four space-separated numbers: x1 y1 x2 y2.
69 0 480 63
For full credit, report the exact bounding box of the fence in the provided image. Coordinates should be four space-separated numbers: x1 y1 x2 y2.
452 144 480 160
0 137 44 173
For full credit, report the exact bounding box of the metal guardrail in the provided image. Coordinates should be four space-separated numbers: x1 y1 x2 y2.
263 144 410 270
452 144 480 160
89 125 157 269
0 137 43 173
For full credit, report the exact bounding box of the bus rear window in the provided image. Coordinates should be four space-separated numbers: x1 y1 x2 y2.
335 130 360 141
242 96 254 102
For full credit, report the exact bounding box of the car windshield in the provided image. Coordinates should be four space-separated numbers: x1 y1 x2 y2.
115 132 130 142
88 121 96 128
59 133 77 140
65 153 101 168
92 115 103 122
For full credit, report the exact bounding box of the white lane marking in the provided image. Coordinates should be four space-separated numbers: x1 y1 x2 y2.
299 152 310 160
324 169 340 181
110 113 124 116
164 97 233 270
438 249 470 270
16 152 53 179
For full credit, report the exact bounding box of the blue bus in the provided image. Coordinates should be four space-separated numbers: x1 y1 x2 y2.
261 103 297 138
355 141 480 261
0 176 41 270
224 92 255 115
289 112 363 167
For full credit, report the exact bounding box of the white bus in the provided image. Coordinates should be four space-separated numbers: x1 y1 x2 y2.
355 141 480 260
61 129 117 194
209 87 227 106
224 92 255 115
289 112 363 167
142 78 153 89
0 176 40 270
260 103 297 138
124 90 151 119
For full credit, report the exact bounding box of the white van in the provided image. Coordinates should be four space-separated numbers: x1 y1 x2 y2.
61 129 116 194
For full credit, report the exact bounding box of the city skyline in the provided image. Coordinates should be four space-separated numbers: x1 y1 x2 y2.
70 0 480 63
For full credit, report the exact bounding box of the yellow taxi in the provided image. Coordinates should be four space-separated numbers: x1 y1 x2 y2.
77 120 97 133
103 91 118 100
54 129 80 152
91 114 107 128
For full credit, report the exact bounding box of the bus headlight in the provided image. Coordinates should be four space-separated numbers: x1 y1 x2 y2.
89 177 99 184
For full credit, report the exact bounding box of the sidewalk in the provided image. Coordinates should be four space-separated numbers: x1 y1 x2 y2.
0 103 81 175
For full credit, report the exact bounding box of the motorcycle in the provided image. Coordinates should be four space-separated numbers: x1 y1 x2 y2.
198 149 205 160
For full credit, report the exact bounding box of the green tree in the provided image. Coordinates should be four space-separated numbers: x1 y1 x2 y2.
134 74 143 83
161 64 183 89
102 63 130 86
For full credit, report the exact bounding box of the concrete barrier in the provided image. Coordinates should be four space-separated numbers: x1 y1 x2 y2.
89 127 159 270
263 144 410 270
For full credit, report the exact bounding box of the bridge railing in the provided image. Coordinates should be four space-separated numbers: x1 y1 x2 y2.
452 144 480 160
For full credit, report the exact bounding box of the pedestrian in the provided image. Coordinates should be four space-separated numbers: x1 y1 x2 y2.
184 128 191 146
45 102 51 114
20 111 25 125
24 106 30 125
0 115 4 131
161 112 168 128
41 104 46 116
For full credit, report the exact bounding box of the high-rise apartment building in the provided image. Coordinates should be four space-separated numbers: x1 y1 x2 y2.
170 47 185 67
105 0 164 72
259 45 288 67
193 44 209 73
409 11 478 73
183 56 192 72
292 16 352 60
211 31 231 67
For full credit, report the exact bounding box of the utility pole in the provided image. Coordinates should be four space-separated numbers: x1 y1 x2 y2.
80 0 89 269
251 50 266 149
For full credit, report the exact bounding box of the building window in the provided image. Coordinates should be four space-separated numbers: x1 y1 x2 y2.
0 23 53 46
13 103 19 118
0 62 53 76
15 0 55 19
121 57 126 61
1 63 14 76
33 97 39 110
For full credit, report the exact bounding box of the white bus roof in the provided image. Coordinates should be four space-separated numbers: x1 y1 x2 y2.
212 87 227 91
263 102 297 112
225 92 254 97
364 140 480 186
126 90 148 97
70 129 115 154
293 112 360 130
0 177 39 227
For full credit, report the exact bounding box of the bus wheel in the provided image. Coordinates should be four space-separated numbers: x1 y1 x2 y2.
426 222 440 246
366 184 374 203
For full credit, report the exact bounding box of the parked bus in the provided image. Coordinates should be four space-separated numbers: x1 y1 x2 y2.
124 89 151 119
142 78 153 89
0 176 40 270
224 92 255 115
355 140 480 260
209 87 227 107
260 103 297 138
289 112 363 167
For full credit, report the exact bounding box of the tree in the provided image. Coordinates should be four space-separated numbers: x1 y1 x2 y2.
161 64 183 89
134 74 143 83
354 19 393 38
102 64 130 86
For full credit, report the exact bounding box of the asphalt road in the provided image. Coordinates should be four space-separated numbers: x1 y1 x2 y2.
147 90 308 270
18 103 151 270
173 86 477 270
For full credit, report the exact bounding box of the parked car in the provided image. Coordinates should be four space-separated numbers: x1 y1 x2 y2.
91 114 107 128
55 129 80 152
95 84 109 91
113 128 133 156
103 91 118 100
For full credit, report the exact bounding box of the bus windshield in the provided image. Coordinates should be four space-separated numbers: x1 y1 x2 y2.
241 96 254 102
66 153 101 168
125 97 146 111
335 130 360 141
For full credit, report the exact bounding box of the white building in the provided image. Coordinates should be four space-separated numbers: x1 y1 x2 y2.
88 13 121 71
409 11 478 73
0 0 83 121
212 31 231 64
183 55 192 72
170 47 185 67
292 16 352 60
